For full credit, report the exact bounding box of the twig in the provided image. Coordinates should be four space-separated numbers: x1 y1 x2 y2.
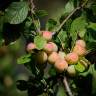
81 0 89 8
56 7 80 32
63 76 73 96
56 0 89 33
28 0 35 14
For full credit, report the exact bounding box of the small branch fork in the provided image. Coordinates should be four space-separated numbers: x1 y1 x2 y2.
63 76 73 96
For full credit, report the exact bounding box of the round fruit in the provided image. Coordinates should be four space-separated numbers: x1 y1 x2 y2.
58 51 66 59
48 52 59 64
67 65 76 77
65 52 79 64
37 51 48 64
54 59 68 72
73 45 86 56
76 39 86 48
42 31 52 41
26 43 36 53
49 42 58 52
43 42 58 54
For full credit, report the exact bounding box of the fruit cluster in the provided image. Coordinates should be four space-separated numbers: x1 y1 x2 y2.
26 31 88 76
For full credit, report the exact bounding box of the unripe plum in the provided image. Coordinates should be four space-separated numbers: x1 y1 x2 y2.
37 51 48 64
48 52 59 64
43 42 58 54
76 39 86 48
67 65 76 77
58 51 66 59
65 52 79 64
42 31 52 41
54 59 68 72
26 43 36 53
73 45 86 56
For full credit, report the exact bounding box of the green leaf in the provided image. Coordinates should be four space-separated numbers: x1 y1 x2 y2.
34 36 47 50
57 30 67 48
46 19 57 31
78 29 86 38
70 16 87 46
75 62 86 73
35 10 48 18
64 1 74 14
56 84 67 96
5 2 29 24
88 22 96 31
17 54 31 64
84 28 96 43
70 17 87 33
34 19 40 31
58 31 67 43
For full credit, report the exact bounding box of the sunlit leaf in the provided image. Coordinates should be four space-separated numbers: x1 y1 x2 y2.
17 54 31 64
34 36 47 50
64 1 74 14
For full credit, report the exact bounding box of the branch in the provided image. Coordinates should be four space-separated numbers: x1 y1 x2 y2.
81 0 89 8
28 0 35 14
63 76 73 96
56 0 89 32
56 7 80 32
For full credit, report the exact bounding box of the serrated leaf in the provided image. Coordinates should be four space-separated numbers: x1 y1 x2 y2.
64 1 74 14
70 16 88 46
75 62 86 73
57 30 67 48
35 10 48 18
46 19 57 31
17 54 31 64
34 36 47 50
5 2 29 24
58 30 67 43
70 17 87 33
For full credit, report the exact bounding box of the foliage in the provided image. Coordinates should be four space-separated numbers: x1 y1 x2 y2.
0 0 96 96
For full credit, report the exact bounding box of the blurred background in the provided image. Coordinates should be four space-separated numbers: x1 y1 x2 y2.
0 0 66 96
